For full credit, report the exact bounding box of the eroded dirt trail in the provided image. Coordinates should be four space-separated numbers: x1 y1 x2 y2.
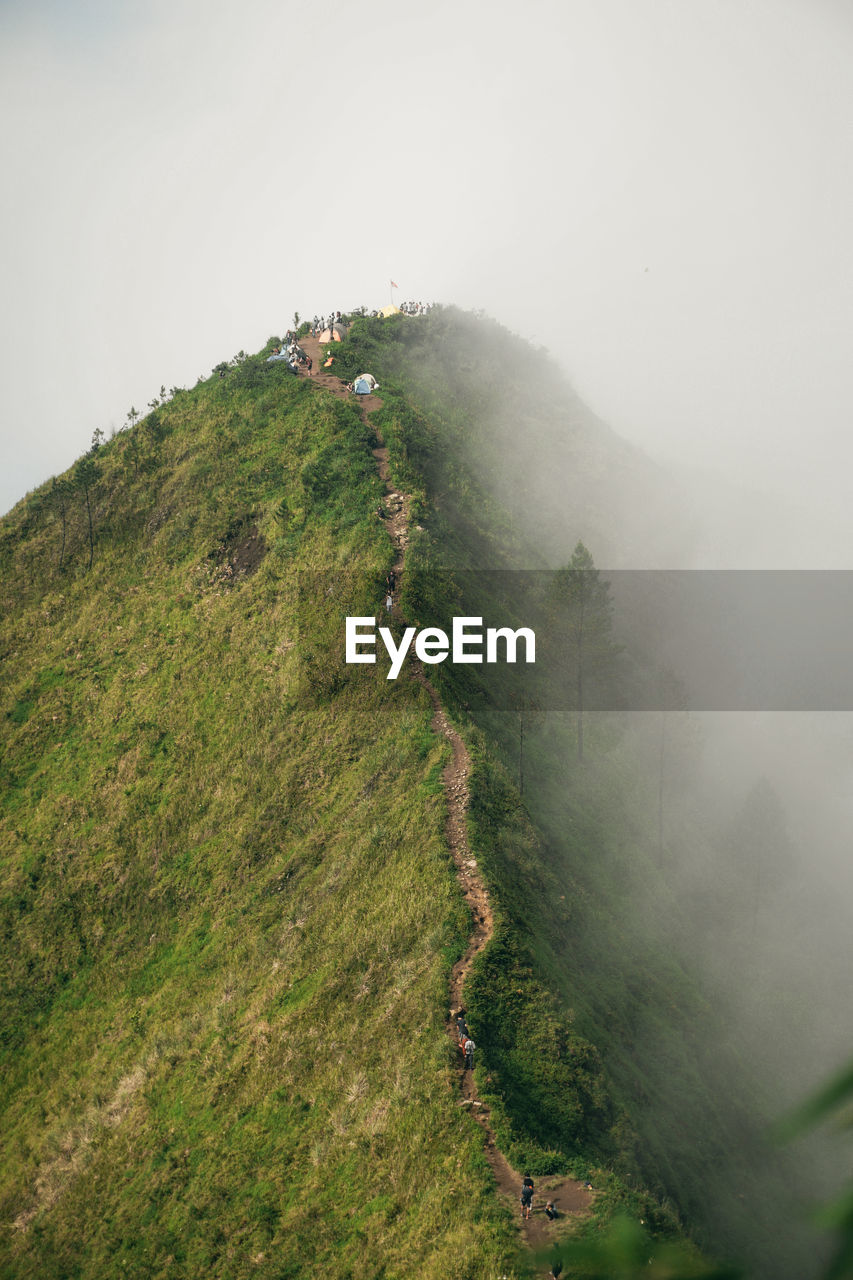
299 337 592 1246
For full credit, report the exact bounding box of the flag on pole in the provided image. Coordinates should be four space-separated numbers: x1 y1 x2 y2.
390 280 399 289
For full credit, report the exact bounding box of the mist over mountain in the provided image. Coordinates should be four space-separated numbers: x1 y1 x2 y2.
1 308 850 1280
326 308 853 1267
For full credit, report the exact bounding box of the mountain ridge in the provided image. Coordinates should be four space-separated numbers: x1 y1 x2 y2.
0 309 827 1278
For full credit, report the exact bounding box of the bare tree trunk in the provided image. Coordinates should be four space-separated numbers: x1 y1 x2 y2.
576 600 585 761
577 682 583 759
658 711 667 863
58 501 67 572
519 710 525 795
84 484 94 571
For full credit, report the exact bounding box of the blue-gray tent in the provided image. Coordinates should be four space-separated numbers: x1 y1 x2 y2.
266 352 296 372
353 373 378 395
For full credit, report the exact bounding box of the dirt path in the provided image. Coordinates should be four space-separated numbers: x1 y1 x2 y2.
298 336 592 1248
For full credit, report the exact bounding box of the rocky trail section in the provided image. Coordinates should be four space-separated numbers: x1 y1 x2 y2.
299 336 592 1247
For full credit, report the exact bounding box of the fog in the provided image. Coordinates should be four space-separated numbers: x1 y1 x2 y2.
376 298 853 1272
3 0 853 558
3 0 853 1270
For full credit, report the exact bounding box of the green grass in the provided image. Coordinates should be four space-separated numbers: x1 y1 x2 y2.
0 352 522 1278
0 315 831 1280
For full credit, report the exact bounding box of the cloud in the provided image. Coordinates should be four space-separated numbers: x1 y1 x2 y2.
2 0 853 552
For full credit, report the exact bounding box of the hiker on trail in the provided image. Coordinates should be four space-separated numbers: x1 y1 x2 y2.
548 1263 562 1280
386 569 396 592
463 1037 475 1070
545 1200 558 1221
385 593 393 613
520 1175 534 1220
454 1009 467 1041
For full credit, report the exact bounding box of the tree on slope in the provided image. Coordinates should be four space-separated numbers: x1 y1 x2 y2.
509 690 543 796
75 454 100 571
49 476 71 573
548 541 620 761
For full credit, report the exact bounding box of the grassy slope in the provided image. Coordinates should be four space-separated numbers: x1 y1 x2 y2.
0 351 518 1278
330 311 824 1279
0 312 825 1280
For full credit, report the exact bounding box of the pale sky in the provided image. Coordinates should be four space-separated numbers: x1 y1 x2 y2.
2 0 853 564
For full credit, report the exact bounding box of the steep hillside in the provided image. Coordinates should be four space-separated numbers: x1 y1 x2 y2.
0 313 829 1280
323 310 831 1279
0 353 522 1278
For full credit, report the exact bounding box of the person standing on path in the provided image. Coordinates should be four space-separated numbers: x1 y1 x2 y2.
463 1037 475 1070
520 1175 534 1220
453 1008 468 1046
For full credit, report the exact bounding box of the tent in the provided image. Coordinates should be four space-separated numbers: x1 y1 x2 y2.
266 352 296 372
353 373 379 395
318 323 348 343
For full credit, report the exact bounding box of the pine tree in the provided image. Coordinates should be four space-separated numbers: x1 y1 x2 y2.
654 666 688 864
548 541 620 760
509 691 542 796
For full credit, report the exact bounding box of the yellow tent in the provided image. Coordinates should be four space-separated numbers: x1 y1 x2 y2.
379 304 401 317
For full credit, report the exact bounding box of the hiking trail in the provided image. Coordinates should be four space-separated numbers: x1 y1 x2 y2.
300 336 593 1249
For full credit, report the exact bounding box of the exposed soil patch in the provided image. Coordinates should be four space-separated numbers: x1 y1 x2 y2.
227 525 266 576
209 519 267 580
